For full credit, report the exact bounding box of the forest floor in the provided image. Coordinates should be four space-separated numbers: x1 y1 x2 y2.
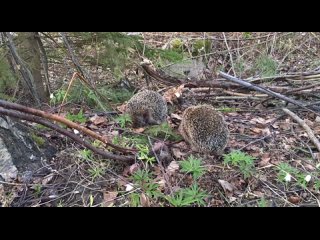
3 32 320 207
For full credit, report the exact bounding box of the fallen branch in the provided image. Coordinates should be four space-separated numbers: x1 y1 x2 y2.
0 107 134 162
0 99 136 154
282 108 320 154
219 71 320 115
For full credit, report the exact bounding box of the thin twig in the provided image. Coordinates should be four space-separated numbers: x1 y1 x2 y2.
282 108 320 157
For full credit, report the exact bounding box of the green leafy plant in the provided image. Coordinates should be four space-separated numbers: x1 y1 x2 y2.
276 163 312 189
223 150 256 179
30 133 45 147
114 114 132 128
129 192 141 207
66 109 87 123
254 54 278 77
32 184 42 197
166 184 208 207
136 144 156 165
145 122 182 141
80 149 93 160
50 89 67 105
257 197 268 207
180 155 206 179
276 162 299 184
130 169 162 204
88 165 106 180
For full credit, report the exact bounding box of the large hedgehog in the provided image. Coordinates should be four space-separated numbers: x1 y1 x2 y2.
126 90 168 127
179 104 229 154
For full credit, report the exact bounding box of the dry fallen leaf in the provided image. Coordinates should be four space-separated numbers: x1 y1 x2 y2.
140 193 150 207
170 113 182 120
218 179 234 193
163 85 185 105
166 161 179 174
123 163 140 177
153 141 166 152
103 191 118 207
89 115 107 125
288 196 301 204
133 127 145 133
41 174 54 185
171 145 187 159
117 103 127 113
259 153 271 167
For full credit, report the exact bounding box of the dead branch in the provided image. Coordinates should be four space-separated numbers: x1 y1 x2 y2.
0 107 134 162
0 99 136 154
282 108 320 155
219 71 320 115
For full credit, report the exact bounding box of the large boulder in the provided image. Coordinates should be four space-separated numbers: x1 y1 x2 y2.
0 116 56 183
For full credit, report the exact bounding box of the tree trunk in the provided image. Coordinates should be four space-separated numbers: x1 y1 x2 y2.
18 32 48 102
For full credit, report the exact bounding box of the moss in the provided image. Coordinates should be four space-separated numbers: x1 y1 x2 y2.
30 133 46 147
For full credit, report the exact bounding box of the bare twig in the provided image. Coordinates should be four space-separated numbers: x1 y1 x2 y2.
282 108 320 156
219 71 320 115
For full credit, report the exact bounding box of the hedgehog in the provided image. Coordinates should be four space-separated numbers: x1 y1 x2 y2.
179 104 229 155
126 90 168 127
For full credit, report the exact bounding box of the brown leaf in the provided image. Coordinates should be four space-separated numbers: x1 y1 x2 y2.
171 146 187 159
123 163 140 177
259 153 271 167
218 179 234 193
103 191 118 207
166 161 179 174
288 196 301 204
133 127 145 133
117 103 127 113
251 128 263 134
140 193 150 207
170 113 182 120
87 124 99 130
41 174 54 185
163 85 185 105
152 141 166 152
89 115 106 125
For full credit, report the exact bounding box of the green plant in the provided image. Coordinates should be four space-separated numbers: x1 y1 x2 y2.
114 114 132 128
192 39 212 55
276 162 299 184
30 133 45 147
80 149 93 160
129 192 141 207
257 197 268 207
243 32 252 39
131 169 162 200
66 109 87 123
223 150 256 179
88 165 106 180
32 184 42 197
180 155 206 179
50 89 67 105
136 144 156 165
166 184 208 207
276 163 313 189
0 50 18 94
254 54 278 77
145 122 182 141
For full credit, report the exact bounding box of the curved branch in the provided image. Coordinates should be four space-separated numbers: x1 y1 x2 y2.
0 99 137 154
0 107 134 162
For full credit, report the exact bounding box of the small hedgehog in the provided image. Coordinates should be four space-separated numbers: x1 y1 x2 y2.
179 104 229 155
126 90 168 127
